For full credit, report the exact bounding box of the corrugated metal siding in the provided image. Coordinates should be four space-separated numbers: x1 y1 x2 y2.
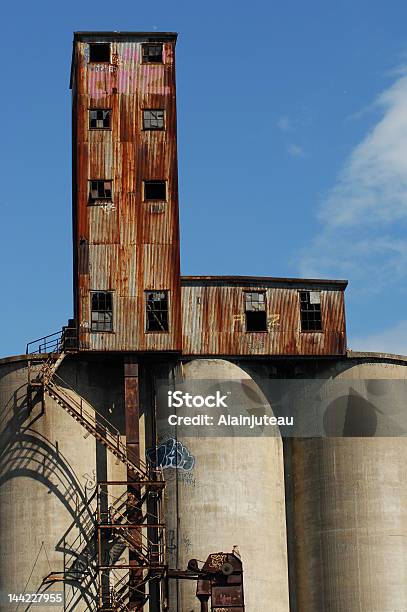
72 39 181 352
181 282 346 356
71 35 345 357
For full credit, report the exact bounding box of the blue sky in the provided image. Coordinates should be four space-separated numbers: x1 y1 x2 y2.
1 0 407 357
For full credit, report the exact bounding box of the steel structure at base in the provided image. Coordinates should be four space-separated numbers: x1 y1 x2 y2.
27 353 169 611
95 481 166 611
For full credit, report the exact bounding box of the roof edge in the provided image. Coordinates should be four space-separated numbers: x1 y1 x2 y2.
180 275 348 288
73 31 178 41
347 349 407 364
0 353 48 366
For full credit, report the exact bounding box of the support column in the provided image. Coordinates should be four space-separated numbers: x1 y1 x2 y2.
124 357 144 609
124 358 140 469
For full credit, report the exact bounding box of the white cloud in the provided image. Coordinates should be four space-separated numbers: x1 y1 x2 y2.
277 116 292 132
287 143 305 158
300 70 407 289
350 320 407 356
322 73 407 227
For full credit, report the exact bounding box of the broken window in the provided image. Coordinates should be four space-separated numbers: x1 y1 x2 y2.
144 180 167 201
91 291 113 332
146 291 169 332
299 291 322 331
89 180 113 202
89 109 111 129
89 43 111 63
142 43 163 63
143 109 165 130
244 292 267 332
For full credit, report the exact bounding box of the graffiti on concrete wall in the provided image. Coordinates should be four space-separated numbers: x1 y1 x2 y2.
146 438 195 471
82 469 97 492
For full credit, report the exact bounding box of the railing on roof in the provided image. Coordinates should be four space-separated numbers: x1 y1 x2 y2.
26 325 78 354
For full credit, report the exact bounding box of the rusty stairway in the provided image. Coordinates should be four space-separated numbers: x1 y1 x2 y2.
29 353 166 611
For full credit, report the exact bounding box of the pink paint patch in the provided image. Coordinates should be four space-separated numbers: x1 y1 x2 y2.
87 66 117 98
122 47 139 62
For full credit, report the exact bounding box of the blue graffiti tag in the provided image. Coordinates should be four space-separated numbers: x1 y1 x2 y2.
146 439 195 471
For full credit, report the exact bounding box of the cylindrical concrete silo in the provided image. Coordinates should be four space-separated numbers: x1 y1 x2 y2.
0 354 127 612
288 356 407 612
158 359 290 612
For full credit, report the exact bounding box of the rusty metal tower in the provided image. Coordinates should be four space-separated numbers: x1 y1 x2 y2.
69 31 184 609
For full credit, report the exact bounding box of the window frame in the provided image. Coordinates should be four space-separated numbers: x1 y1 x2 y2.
88 43 111 64
145 290 170 333
299 290 323 332
88 180 113 204
90 290 114 333
244 291 268 333
143 180 167 202
141 43 164 64
89 108 112 130
142 109 165 131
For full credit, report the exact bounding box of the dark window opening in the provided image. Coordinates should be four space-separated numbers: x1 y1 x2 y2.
245 292 267 332
89 180 112 202
143 109 165 130
142 43 163 63
91 291 113 332
300 291 322 331
146 291 169 332
89 43 110 63
89 109 111 129
144 180 167 201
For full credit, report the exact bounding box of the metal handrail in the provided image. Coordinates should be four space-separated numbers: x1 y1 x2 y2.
50 371 152 475
52 372 122 440
46 380 149 479
26 327 78 354
26 331 62 354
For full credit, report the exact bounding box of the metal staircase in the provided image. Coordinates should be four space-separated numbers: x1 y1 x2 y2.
46 381 147 480
30 354 166 611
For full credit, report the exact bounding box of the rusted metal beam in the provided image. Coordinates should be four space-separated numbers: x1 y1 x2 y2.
124 357 145 610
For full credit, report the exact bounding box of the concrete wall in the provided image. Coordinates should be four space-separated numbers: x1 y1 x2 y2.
158 359 290 612
0 355 127 612
287 358 407 612
2 352 407 612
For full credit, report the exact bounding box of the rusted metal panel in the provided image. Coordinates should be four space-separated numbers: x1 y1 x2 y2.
71 33 345 358
116 142 136 194
88 141 113 178
181 278 347 356
119 94 138 141
88 204 120 245
124 358 140 449
119 194 138 245
212 584 243 605
71 34 182 352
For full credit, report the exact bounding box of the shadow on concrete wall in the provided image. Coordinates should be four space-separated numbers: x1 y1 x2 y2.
0 384 99 611
323 389 378 436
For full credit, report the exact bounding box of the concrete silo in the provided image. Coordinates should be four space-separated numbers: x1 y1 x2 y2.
0 354 129 611
158 359 290 612
286 355 407 612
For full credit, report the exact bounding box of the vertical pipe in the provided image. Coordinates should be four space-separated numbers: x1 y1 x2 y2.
124 356 144 609
97 486 102 609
